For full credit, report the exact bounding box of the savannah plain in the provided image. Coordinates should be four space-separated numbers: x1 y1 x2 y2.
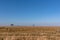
0 26 60 40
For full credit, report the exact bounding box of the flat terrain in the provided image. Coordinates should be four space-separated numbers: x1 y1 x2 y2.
0 26 60 40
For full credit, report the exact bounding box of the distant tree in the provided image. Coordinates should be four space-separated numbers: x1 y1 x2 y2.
33 24 35 26
11 24 14 26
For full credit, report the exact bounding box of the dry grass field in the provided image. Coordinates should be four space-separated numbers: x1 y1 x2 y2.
0 26 60 40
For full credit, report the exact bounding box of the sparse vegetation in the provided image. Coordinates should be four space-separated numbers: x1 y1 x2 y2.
0 26 60 40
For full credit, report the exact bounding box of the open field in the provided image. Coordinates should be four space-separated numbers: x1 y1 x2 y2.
0 26 60 40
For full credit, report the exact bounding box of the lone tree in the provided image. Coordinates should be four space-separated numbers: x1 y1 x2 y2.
33 24 35 26
10 24 14 26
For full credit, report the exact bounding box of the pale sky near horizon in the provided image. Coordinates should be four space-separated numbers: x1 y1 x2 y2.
0 0 60 26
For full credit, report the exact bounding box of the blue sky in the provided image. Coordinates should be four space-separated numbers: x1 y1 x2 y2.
0 0 60 26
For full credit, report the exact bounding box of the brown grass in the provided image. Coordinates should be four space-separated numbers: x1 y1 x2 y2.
0 26 60 40
0 26 59 32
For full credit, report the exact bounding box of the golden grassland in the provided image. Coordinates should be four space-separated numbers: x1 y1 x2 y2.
0 26 60 40
0 26 59 34
0 26 60 32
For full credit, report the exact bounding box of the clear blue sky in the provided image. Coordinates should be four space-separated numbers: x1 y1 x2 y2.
0 0 60 26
